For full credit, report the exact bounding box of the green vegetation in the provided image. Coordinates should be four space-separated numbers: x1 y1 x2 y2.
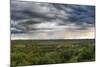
11 39 95 66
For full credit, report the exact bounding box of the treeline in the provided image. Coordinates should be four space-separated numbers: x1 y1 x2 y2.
11 39 95 66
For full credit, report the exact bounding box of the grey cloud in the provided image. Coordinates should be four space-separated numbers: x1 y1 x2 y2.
11 0 95 34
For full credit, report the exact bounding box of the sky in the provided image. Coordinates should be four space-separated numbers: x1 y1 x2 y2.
11 0 95 40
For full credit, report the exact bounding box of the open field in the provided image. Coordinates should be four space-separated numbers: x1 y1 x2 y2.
11 39 95 66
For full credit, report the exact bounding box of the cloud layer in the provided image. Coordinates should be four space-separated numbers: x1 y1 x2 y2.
11 0 95 40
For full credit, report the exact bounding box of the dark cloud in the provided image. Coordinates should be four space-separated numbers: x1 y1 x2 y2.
11 0 95 34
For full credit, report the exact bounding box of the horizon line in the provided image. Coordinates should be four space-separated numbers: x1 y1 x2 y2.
11 38 95 40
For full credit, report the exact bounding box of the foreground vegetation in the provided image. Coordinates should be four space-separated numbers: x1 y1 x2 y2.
11 39 95 66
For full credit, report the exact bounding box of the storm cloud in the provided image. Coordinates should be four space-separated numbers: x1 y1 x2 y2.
11 0 95 39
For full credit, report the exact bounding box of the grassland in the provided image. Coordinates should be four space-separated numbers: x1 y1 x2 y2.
11 39 95 66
